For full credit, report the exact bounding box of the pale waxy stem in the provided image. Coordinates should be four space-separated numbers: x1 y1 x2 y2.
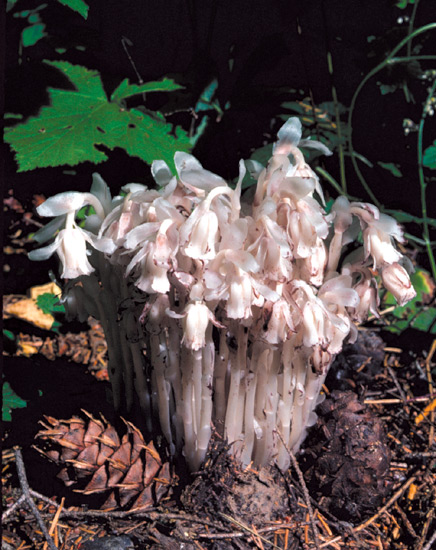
276 340 297 471
195 325 215 468
166 316 184 451
213 328 230 435
251 348 273 466
240 340 264 466
224 324 248 456
288 352 311 452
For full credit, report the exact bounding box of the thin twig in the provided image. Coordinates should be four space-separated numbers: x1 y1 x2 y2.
1 493 26 522
353 476 416 533
197 522 306 540
275 430 321 549
219 513 282 549
12 447 57 550
416 506 435 550
386 365 409 405
423 528 436 550
394 503 418 539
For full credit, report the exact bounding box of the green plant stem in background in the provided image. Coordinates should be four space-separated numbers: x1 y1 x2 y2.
315 167 359 200
347 22 436 208
418 78 436 281
391 55 436 63
326 51 347 193
406 0 420 58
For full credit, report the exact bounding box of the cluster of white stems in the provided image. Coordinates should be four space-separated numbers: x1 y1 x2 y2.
29 118 416 472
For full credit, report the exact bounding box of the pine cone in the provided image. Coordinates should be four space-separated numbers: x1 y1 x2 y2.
34 411 173 510
303 391 392 521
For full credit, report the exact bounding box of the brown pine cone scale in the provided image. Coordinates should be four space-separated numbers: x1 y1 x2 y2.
34 410 173 510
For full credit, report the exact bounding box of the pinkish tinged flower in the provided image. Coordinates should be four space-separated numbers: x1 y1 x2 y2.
381 262 416 306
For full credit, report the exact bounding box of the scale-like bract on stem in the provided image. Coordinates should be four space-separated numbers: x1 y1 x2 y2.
30 118 416 471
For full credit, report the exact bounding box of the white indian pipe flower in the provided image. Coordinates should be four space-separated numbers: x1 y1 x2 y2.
167 302 224 350
381 262 416 306
342 264 380 323
29 192 116 278
362 214 404 268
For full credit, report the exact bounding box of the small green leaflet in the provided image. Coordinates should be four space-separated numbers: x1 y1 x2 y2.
3 329 15 341
110 78 184 103
382 268 436 334
195 79 219 113
423 141 436 170
4 61 191 172
36 293 65 315
396 0 415 8
2 380 27 422
377 162 402 178
22 23 46 47
57 0 89 19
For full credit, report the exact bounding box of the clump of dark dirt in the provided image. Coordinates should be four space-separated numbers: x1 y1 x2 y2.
182 437 291 527
302 390 393 521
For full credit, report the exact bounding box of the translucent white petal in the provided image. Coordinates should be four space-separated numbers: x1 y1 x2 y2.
91 173 112 215
245 160 264 180
33 215 66 244
174 152 203 174
124 222 160 249
299 138 332 156
273 117 302 155
121 183 148 194
37 192 86 217
28 239 61 261
151 160 173 186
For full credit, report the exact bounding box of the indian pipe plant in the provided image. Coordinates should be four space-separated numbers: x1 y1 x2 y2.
29 117 416 472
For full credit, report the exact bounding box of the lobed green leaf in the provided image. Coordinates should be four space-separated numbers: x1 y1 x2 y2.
4 61 191 172
56 0 89 19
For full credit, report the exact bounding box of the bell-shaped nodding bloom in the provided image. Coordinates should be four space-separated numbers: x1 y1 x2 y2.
343 264 379 323
29 191 116 278
381 262 416 306
182 302 212 350
166 301 224 350
353 206 404 269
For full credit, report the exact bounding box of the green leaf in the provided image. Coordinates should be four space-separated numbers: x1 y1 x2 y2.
4 61 191 172
423 141 436 169
190 115 209 146
281 101 306 114
385 209 436 228
22 23 46 47
7 0 20 12
76 204 96 222
111 78 184 103
383 268 436 334
56 0 89 19
2 381 27 422
5 113 24 120
396 0 415 8
379 83 398 95
250 144 273 167
36 292 65 315
195 79 219 113
377 161 403 177
3 329 15 341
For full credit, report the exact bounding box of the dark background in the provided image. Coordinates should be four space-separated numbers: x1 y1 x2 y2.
4 0 436 256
